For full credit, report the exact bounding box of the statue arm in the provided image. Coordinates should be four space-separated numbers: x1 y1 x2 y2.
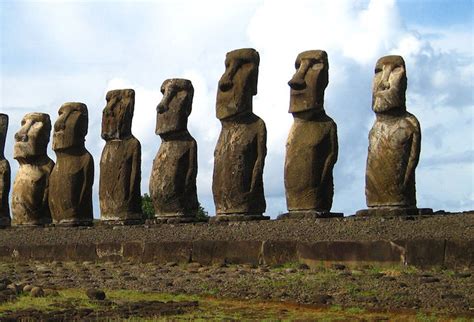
404 128 421 189
129 143 142 202
251 124 267 193
320 124 338 186
185 143 197 193
79 155 94 207
0 162 10 207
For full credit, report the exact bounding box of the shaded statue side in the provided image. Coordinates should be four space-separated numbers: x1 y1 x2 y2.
49 102 94 226
149 79 199 222
0 114 11 227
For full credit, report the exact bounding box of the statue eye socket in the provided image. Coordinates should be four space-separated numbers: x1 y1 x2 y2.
393 66 403 73
375 68 382 73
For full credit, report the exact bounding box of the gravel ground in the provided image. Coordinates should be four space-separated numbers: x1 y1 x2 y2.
0 260 472 316
0 212 472 246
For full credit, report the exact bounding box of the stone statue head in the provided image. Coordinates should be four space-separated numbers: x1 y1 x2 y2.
372 55 407 113
156 79 194 136
101 89 135 140
216 48 260 120
14 113 51 160
288 50 329 114
0 114 7 158
52 102 88 151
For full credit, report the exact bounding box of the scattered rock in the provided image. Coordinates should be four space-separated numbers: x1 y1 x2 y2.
421 277 440 283
332 264 346 270
298 263 310 270
23 284 33 293
284 268 296 274
30 287 45 297
86 288 106 301
314 294 333 304
455 272 471 278
165 262 178 267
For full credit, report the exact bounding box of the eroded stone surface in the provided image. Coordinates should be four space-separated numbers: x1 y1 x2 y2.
149 79 199 220
0 114 11 227
212 48 267 220
284 50 339 216
364 55 424 214
11 113 54 226
49 103 94 226
100 89 142 222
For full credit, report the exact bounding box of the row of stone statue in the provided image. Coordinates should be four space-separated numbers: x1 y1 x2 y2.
0 48 431 227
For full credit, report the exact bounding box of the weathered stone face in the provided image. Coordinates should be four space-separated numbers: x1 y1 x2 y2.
284 50 338 215
372 55 407 114
13 113 52 161
365 55 420 209
0 114 11 226
12 113 54 226
288 50 328 114
150 79 198 220
49 103 94 226
101 89 135 140
156 79 194 135
216 48 259 120
100 90 142 222
52 102 88 151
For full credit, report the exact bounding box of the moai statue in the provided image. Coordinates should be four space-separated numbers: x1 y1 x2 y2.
212 48 268 221
149 79 199 222
49 103 94 226
280 50 342 220
11 113 54 226
356 55 432 217
0 114 11 227
100 89 143 223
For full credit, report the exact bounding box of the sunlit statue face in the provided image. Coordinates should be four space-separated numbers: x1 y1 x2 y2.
288 50 329 114
0 114 8 158
372 55 407 113
216 48 259 120
101 89 135 140
14 113 51 160
156 79 194 136
52 103 88 151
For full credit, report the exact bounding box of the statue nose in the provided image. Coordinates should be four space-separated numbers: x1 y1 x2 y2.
218 77 233 92
288 77 306 90
15 132 28 142
157 102 167 114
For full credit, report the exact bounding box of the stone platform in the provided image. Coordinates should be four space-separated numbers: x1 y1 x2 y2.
0 211 472 269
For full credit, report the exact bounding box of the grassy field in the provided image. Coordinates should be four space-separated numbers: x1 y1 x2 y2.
0 288 465 321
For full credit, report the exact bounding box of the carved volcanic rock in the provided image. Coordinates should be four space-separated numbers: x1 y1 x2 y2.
99 89 142 222
212 48 267 220
284 50 339 216
361 55 428 216
11 113 54 226
49 103 94 226
150 79 199 220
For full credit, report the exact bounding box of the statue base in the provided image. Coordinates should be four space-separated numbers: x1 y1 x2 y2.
356 207 433 217
53 220 93 227
277 210 344 220
148 216 206 224
0 217 11 228
98 219 145 226
12 218 52 227
210 213 270 222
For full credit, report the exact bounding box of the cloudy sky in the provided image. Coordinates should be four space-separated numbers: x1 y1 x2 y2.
1 0 473 218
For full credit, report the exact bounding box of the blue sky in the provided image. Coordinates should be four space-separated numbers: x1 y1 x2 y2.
1 0 473 218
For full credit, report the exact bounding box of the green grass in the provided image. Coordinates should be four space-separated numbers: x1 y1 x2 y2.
0 288 466 321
